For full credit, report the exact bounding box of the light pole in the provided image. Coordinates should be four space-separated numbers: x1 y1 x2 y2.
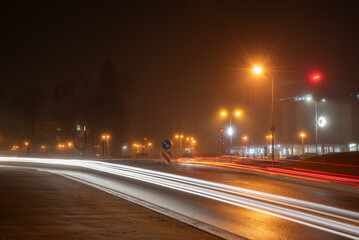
147 142 152 154
175 135 184 158
191 139 196 157
106 135 110 158
253 66 275 162
265 135 272 158
24 141 29 153
220 110 241 154
306 96 326 155
300 132 305 155
102 134 110 158
241 136 248 156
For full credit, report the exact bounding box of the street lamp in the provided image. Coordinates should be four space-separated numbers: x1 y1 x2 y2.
191 140 196 157
241 136 248 157
24 141 30 153
102 134 110 158
220 110 241 154
175 134 184 158
265 135 272 158
306 96 326 155
253 66 275 162
299 132 305 155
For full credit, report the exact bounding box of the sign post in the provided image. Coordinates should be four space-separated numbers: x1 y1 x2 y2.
219 128 225 135
160 139 172 171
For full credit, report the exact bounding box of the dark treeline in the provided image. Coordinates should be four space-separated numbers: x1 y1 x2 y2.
0 58 132 158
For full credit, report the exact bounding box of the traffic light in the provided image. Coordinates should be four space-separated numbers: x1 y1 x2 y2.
310 72 322 84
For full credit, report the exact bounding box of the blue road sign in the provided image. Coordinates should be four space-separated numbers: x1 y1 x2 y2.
161 139 172 150
219 135 225 142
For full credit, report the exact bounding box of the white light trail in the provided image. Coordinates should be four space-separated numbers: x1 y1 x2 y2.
1 157 358 239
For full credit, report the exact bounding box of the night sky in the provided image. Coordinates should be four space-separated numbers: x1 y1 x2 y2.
1 1 358 153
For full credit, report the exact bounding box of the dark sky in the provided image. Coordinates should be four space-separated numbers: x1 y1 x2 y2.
1 1 358 153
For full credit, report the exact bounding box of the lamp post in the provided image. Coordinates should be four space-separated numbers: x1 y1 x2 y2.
221 111 241 154
191 139 196 157
241 136 248 157
102 134 110 158
306 96 326 155
265 135 272 158
24 141 29 153
175 135 184 158
253 66 275 163
300 132 305 155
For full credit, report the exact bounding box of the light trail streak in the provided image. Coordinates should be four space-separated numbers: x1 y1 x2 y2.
1 157 359 239
195 155 359 168
178 158 359 185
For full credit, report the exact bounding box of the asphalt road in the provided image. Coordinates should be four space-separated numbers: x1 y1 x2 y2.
107 159 359 211
1 157 358 240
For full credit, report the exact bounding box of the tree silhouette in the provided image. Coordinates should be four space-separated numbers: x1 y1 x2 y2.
12 88 44 153
54 75 95 158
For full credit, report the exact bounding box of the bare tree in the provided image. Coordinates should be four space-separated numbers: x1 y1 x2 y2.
12 88 44 153
54 75 95 158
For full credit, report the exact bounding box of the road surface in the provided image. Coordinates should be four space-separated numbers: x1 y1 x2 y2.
1 157 358 240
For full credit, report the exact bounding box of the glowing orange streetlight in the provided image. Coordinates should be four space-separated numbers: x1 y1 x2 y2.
299 132 306 155
220 110 242 153
175 134 184 158
253 66 263 75
101 134 110 159
241 136 248 157
24 141 30 153
253 65 275 163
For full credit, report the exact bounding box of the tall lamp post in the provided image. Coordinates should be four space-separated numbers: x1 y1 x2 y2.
306 96 326 155
102 134 110 158
220 110 241 154
241 136 248 156
191 139 196 157
253 66 275 162
175 135 184 158
265 135 272 158
299 132 305 155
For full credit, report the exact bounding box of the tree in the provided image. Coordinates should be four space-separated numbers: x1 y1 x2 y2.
12 88 44 153
54 75 95 158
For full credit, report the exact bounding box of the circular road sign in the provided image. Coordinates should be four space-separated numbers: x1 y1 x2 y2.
219 135 225 142
161 139 172 150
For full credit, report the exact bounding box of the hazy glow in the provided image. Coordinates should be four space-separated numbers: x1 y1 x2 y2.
253 66 263 74
228 127 233 136
311 73 322 83
318 116 327 128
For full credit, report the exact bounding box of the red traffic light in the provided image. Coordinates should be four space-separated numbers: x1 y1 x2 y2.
310 72 322 84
